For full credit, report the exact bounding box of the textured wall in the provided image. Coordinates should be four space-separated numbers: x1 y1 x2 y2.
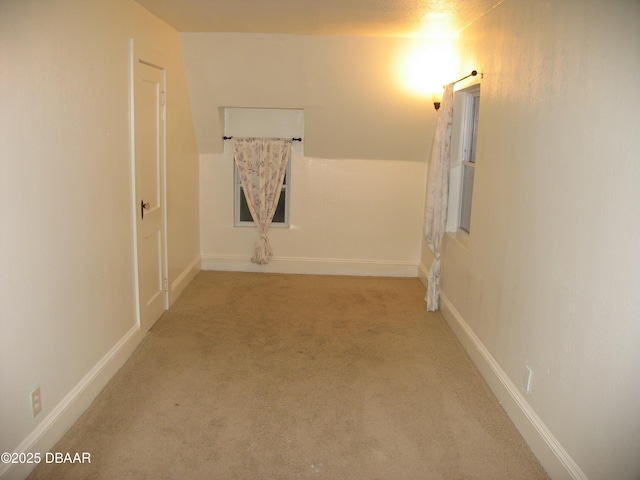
438 0 640 478
187 35 435 273
200 149 427 274
181 33 436 162
0 2 200 476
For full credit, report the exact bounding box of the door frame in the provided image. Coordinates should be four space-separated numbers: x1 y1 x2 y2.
129 39 169 330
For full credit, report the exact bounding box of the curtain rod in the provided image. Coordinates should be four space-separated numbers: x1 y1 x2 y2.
451 70 478 85
223 136 302 141
434 70 479 110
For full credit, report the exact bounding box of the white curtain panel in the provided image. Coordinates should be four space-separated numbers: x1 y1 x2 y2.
232 137 292 265
424 83 455 311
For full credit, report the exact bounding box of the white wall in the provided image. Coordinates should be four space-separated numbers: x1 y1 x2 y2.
181 33 436 162
0 2 199 478
201 150 426 275
431 0 640 479
185 33 433 275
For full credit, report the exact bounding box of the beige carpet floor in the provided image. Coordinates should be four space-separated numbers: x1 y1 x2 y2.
29 271 549 479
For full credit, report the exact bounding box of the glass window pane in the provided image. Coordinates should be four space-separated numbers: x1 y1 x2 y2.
239 188 286 223
469 95 480 163
460 164 475 233
239 188 252 222
272 189 286 223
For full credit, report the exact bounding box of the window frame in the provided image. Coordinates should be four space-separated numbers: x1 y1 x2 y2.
446 84 481 237
459 88 480 233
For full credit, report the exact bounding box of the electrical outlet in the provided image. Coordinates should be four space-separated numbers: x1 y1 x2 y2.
524 366 533 395
30 387 42 417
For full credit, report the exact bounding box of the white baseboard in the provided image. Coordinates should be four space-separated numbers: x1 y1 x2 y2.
0 325 142 480
439 292 587 480
418 262 429 289
170 255 201 306
201 254 419 277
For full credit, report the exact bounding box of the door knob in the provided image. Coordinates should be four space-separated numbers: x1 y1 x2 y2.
141 200 150 219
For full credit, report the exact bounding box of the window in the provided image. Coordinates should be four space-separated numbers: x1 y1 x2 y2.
234 162 291 227
459 89 480 233
446 85 480 235
224 107 303 229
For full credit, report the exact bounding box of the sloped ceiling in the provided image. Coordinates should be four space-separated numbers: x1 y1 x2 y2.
134 0 504 37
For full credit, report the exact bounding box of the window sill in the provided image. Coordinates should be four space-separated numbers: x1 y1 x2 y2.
446 229 470 250
234 222 290 229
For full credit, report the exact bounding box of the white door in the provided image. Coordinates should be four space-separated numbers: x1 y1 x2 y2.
134 60 167 334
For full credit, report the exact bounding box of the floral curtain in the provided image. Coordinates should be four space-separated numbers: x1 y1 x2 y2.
232 137 292 265
424 83 455 311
